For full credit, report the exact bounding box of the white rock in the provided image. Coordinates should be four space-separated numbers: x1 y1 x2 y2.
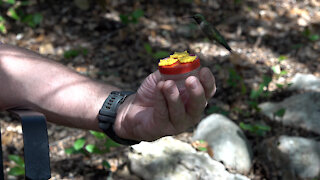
128 137 249 180
289 73 320 92
259 92 320 134
260 136 320 179
192 114 253 174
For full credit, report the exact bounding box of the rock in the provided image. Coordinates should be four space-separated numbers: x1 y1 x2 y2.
289 73 320 92
259 136 320 179
192 114 253 174
39 43 55 55
259 92 320 134
128 137 249 180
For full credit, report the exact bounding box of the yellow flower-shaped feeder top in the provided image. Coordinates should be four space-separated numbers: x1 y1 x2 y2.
158 51 197 66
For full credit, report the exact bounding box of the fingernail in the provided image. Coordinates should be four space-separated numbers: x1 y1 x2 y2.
190 78 198 89
166 81 175 94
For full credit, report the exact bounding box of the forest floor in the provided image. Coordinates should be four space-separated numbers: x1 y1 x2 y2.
0 0 320 179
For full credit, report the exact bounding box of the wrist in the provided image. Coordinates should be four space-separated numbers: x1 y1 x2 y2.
113 93 136 140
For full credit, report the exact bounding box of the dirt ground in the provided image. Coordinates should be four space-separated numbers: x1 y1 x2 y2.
0 0 319 179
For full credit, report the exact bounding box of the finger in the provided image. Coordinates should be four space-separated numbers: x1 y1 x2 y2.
162 80 187 132
185 76 207 121
199 67 216 100
153 81 170 126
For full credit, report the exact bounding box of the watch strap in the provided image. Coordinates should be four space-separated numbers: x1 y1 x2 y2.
98 91 140 145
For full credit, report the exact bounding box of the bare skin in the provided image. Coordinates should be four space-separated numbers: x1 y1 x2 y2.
0 44 216 141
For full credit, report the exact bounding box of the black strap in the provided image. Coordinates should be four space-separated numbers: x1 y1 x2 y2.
98 91 140 145
0 122 4 180
10 110 51 180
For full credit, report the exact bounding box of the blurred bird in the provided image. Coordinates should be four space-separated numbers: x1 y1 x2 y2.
192 14 232 52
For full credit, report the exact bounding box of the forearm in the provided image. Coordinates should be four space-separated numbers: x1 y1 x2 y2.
0 44 119 131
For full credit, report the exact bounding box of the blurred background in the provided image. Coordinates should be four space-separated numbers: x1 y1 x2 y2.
0 0 319 179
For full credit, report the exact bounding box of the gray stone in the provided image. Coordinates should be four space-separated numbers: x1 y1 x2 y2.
259 136 320 179
192 114 253 174
259 92 320 134
128 137 250 180
289 73 320 92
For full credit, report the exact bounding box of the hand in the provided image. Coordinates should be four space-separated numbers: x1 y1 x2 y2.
114 67 216 141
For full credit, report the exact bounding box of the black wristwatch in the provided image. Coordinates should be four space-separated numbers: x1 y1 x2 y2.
98 91 140 145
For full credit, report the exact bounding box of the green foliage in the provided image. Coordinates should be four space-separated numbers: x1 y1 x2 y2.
21 13 43 28
8 7 20 20
250 75 272 99
65 131 121 170
303 28 319 42
240 122 271 136
102 160 111 169
74 138 86 150
278 55 287 62
65 131 121 171
63 48 88 59
89 130 107 139
0 15 6 33
207 105 229 116
0 0 43 33
227 68 241 88
85 144 102 154
8 155 25 176
143 43 170 59
274 108 286 118
120 9 144 25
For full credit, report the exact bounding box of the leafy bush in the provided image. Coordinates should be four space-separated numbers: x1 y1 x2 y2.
8 154 25 176
65 131 120 170
0 0 43 33
120 9 144 25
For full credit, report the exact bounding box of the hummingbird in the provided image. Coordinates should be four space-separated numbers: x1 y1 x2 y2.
192 14 232 52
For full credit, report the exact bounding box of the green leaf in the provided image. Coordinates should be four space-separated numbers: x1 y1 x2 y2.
280 70 287 76
250 85 264 99
64 49 80 59
4 0 15 4
8 155 24 167
309 34 319 41
102 160 111 169
302 28 311 37
20 0 30 6
89 130 106 139
8 166 25 176
144 43 153 54
278 55 287 62
0 16 4 22
82 48 88 55
119 14 129 24
153 51 170 59
262 75 272 86
256 124 271 131
104 139 120 149
276 83 284 88
239 122 254 131
32 13 43 26
65 147 75 154
197 147 207 152
206 106 229 116
291 44 303 50
0 23 6 34
271 65 281 74
7 8 20 20
132 9 144 19
274 108 286 117
73 138 86 151
85 144 102 154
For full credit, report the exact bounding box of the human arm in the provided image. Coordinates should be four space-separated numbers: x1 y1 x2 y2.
0 44 216 141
